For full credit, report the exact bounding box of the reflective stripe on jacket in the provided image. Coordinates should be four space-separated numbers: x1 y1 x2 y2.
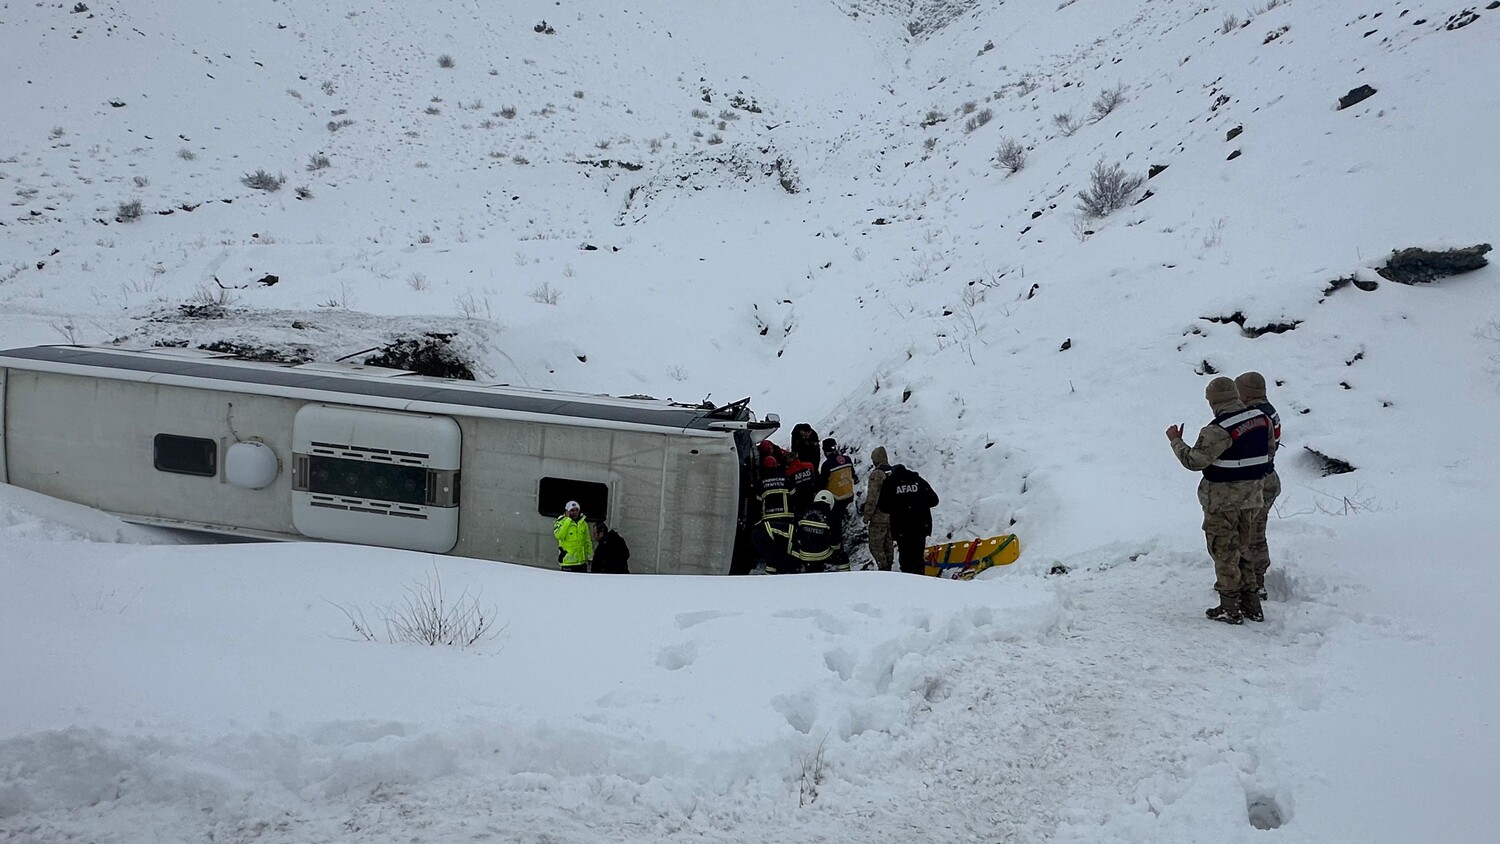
1249 400 1281 468
1202 408 1272 483
553 515 593 566
790 506 837 563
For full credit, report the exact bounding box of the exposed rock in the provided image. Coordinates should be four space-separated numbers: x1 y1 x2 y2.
1148 164 1169 179
1226 125 1243 141
1446 9 1481 29
1375 244 1491 284
1337 84 1377 109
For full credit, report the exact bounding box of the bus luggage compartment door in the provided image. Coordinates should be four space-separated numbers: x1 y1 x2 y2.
291 405 461 553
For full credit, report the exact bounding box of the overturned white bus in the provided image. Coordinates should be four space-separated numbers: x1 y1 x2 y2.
0 345 778 574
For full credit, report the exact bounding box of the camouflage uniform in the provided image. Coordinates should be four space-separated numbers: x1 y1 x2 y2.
1236 371 1282 596
1170 387 1269 614
860 446 894 571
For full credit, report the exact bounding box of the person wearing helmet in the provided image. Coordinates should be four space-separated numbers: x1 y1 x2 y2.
790 489 845 573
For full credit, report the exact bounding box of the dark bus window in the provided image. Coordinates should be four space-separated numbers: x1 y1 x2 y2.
538 478 609 519
307 455 427 505
153 434 218 477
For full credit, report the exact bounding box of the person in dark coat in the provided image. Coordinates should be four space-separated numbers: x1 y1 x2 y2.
785 453 818 516
589 521 631 574
877 462 940 575
789 423 821 466
790 490 842 573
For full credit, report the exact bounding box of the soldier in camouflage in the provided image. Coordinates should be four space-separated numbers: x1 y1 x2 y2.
1166 376 1273 624
1236 371 1281 606
860 446 894 571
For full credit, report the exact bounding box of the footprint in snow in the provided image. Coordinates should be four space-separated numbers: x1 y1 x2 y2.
655 640 698 671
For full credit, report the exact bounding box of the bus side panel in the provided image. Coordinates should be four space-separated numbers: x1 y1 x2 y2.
452 418 737 574
660 437 741 576
3 370 300 533
0 367 8 484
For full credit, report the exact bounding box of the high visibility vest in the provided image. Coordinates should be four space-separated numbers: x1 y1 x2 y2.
1202 408 1272 483
823 457 856 501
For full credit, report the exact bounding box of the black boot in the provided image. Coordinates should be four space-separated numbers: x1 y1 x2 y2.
1206 594 1243 625
1239 589 1264 623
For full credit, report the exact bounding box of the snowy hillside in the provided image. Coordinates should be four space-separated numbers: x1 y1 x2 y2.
2 0 1498 841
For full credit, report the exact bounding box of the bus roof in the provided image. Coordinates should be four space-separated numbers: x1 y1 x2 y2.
0 345 753 433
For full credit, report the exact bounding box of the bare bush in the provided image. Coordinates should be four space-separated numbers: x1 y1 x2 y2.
437 54 455 68
177 147 197 161
963 109 994 133
691 108 710 119
718 110 740 121
573 89 585 99
424 105 441 116
961 100 978 115
327 118 355 132
1053 112 1082 137
996 137 1027 173
332 567 501 649
49 126 65 140
706 133 725 145
499 106 517 119
921 109 946 127
306 153 331 171
241 170 285 192
530 281 561 305
294 186 312 200
132 175 149 188
321 80 336 96
1090 84 1129 121
796 738 829 807
1075 159 1143 218
1221 13 1240 33
454 290 491 319
408 272 429 291
115 200 143 221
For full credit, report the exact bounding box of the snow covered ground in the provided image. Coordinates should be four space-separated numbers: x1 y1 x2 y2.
2 0 1498 841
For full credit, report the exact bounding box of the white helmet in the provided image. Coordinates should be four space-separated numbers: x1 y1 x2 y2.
813 490 836 508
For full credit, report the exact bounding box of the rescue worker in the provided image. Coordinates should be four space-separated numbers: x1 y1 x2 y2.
553 500 593 572
877 459 940 576
791 491 844 572
822 443 858 566
860 446 895 571
1236 371 1282 608
1166 376 1272 624
753 455 797 573
822 440 858 518
785 452 819 516
790 423 822 466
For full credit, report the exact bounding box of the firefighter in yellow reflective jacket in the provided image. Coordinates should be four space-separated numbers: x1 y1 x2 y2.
553 500 593 572
791 491 846 572
753 456 798 573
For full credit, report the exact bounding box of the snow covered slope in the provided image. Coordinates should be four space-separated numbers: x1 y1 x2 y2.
2 0 1498 841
